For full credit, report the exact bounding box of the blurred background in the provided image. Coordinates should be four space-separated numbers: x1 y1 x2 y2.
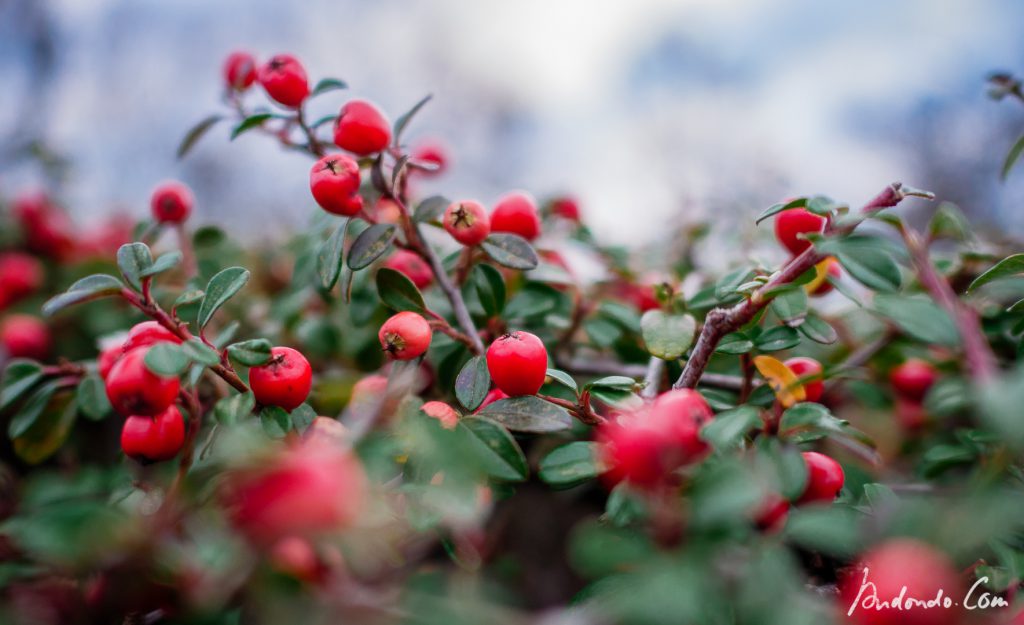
1 0 1023 247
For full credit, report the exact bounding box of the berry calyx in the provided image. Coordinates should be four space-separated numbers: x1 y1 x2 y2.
249 346 313 411
443 200 491 246
382 250 433 290
333 100 391 156
258 54 310 108
105 347 181 417
120 406 186 463
490 192 542 241
774 207 826 255
309 154 363 216
421 401 459 429
797 451 844 504
150 181 194 224
889 359 937 402
378 312 432 360
0 314 51 360
485 331 548 396
223 51 257 91
121 320 182 353
784 356 824 403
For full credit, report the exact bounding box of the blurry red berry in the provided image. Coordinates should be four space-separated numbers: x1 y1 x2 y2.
753 493 790 532
223 51 257 91
382 250 433 290
303 416 348 446
895 396 928 430
310 154 362 216
797 451 844 504
421 401 459 429
889 359 937 402
0 252 43 307
550 196 581 221
105 347 180 417
333 100 391 155
150 181 193 224
379 312 432 360
774 207 826 255
491 192 541 241
122 321 182 354
474 388 509 413
443 200 491 246
249 346 313 411
373 197 402 224
411 141 448 176
784 356 824 403
98 344 122 380
12 192 74 260
120 406 185 463
0 314 50 360
486 331 548 396
258 54 310 108
269 536 323 583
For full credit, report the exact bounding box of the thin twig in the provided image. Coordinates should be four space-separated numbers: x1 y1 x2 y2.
641 357 665 400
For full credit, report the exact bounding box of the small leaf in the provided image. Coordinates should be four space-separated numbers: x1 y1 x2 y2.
818 235 902 292
227 339 273 367
545 369 578 394
376 267 426 312
75 375 111 421
231 113 274 140
144 343 191 376
260 405 292 438
969 254 1024 292
8 381 59 439
311 77 347 97
197 267 250 330
585 376 636 392
797 313 838 344
1 360 44 412
754 326 801 352
715 332 754 355
771 288 808 325
1001 134 1024 181
116 243 153 291
640 310 696 360
391 155 410 195
317 221 349 290
702 406 761 450
181 339 221 366
43 274 125 317
347 224 397 270
174 289 205 308
139 251 183 278
755 197 807 225
177 114 223 159
481 233 539 270
214 392 255 425
291 404 317 433
12 391 76 465
311 114 336 129
476 395 573 433
539 442 605 488
455 356 490 411
393 94 432 144
459 416 528 482
928 202 972 241
413 195 449 223
472 264 506 317
874 294 960 346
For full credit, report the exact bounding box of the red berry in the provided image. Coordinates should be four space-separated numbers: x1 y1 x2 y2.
798 451 844 504
784 356 824 403
12 192 74 260
378 312 432 360
809 257 842 296
121 320 182 353
895 396 928 430
382 250 433 290
490 192 541 241
303 416 348 446
774 207 826 255
474 388 509 413
373 198 402 224
269 536 323 583
150 181 194 224
550 196 581 221
411 141 448 176
258 54 310 108
839 539 962 625
753 493 790 532
105 347 180 417
421 401 459 429
889 359 937 402
309 154 363 216
333 100 391 155
98 344 122 380
0 314 50 360
486 331 548 396
0 252 43 306
249 346 313 411
120 406 185 463
223 51 257 91
443 200 491 246
649 389 714 460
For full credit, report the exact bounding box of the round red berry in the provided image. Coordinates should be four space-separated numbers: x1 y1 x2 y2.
889 359 937 402
379 312 432 360
443 200 491 246
895 396 928 430
120 405 185 463
486 331 548 396
150 181 194 224
809 257 841 296
550 196 581 221
421 401 459 429
309 154 363 216
12 192 74 260
382 250 433 290
223 51 257 91
105 347 181 417
0 314 50 360
0 252 43 305
774 207 826 255
797 451 844 504
490 192 541 241
333 100 391 155
258 54 310 108
474 388 509 413
269 536 323 583
98 344 122 380
249 346 313 411
411 141 448 176
121 320 182 354
784 356 824 403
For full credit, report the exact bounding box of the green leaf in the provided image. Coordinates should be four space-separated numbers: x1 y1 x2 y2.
392 94 432 144
873 293 960 346
231 113 274 140
818 235 902 292
928 202 972 241
585 376 636 392
347 224 397 271
139 251 182 278
174 289 205 308
43 274 125 317
11 391 76 465
177 114 223 159
311 114 336 129
476 395 573 433
8 381 59 439
181 339 221 366
797 312 838 344
472 264 506 317
545 369 578 394
317 220 349 290
260 405 292 438
116 243 153 291
539 442 605 488
75 375 111 421
640 310 696 360
702 406 761 450
755 197 807 225
715 332 754 355
144 343 191 376
1001 134 1024 181
481 233 539 270
585 318 622 347
376 267 426 312
770 288 808 325
227 339 273 367
968 254 1024 292
778 403 877 463
197 267 250 330
291 404 317 433
413 195 449 223
1 360 44 412
310 77 347 97
214 392 255 425
754 326 800 352
459 416 528 482
784 506 860 557
455 356 490 411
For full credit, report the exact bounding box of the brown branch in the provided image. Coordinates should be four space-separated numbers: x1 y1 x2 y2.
640 357 665 400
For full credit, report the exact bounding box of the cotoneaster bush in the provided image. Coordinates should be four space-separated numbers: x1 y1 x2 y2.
0 54 1023 625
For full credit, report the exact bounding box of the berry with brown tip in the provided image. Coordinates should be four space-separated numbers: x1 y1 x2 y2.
443 200 490 246
378 312 432 360
258 54 310 108
249 346 313 411
309 154 363 216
